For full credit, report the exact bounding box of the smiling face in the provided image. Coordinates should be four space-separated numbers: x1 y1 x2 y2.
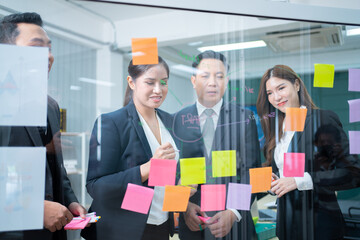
266 77 300 113
191 58 228 108
128 64 168 111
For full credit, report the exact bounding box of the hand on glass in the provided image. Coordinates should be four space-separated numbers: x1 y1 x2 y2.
271 173 297 197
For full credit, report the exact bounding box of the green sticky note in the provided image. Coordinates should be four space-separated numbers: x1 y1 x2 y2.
180 157 206 185
212 150 236 177
313 64 335 88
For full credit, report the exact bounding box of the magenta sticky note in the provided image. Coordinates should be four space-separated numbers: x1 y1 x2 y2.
121 183 154 214
349 131 360 154
148 158 177 186
348 69 360 92
283 153 305 177
226 183 252 211
348 99 360 123
201 184 226 212
64 217 91 230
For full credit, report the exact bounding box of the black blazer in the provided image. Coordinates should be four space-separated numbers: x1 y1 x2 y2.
0 96 78 240
273 109 360 240
82 101 179 240
173 102 261 240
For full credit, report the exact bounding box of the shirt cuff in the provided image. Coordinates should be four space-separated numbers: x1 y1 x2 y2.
228 208 242 222
294 172 313 190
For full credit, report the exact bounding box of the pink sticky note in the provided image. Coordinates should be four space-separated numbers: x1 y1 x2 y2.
348 69 360 92
348 99 360 123
226 183 252 211
201 184 226 212
64 217 91 230
349 131 360 154
198 216 211 223
148 159 177 186
283 153 305 177
121 183 154 214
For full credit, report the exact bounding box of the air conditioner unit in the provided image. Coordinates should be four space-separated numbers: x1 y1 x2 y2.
262 26 344 52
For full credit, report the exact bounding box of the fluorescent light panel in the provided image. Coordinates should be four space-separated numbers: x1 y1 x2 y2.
198 40 266 52
346 27 360 36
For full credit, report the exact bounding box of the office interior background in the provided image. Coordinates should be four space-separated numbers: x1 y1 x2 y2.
0 0 360 239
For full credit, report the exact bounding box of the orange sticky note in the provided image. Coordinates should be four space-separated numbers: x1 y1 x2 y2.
162 186 191 212
249 167 272 193
131 38 158 65
285 108 307 132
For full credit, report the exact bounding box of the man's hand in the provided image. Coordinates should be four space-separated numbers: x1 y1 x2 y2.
68 202 90 227
44 200 73 232
184 202 206 231
206 210 236 238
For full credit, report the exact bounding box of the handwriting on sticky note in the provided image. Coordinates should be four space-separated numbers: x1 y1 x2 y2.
180 157 206 185
348 99 360 123
121 183 154 214
64 217 91 230
226 183 252 210
348 69 360 92
131 38 158 65
148 159 177 186
162 186 191 212
212 150 236 177
313 64 335 88
249 167 272 193
283 153 305 177
349 131 360 154
285 108 307 132
201 184 226 212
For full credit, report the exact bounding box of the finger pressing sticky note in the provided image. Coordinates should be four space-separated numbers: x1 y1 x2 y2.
349 131 360 154
348 99 360 123
121 183 154 214
162 186 191 212
212 150 236 178
249 167 272 193
180 157 206 185
131 38 158 65
285 108 307 132
64 217 91 230
148 159 177 186
226 183 252 211
348 69 360 92
313 64 335 88
201 184 226 212
283 153 305 177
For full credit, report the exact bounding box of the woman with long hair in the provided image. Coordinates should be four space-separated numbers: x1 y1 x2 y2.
256 65 359 240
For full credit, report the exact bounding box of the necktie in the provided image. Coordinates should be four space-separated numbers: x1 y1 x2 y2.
203 109 215 157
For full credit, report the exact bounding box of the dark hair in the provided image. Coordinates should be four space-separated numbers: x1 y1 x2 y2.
314 124 341 144
123 56 170 106
0 12 43 44
256 65 318 166
192 50 229 75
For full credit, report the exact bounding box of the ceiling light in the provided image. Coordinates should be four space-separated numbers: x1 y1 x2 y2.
198 40 266 52
346 27 360 36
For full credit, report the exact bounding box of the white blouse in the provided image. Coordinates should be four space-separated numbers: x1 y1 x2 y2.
137 110 179 225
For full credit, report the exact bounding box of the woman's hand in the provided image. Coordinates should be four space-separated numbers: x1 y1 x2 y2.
271 176 297 198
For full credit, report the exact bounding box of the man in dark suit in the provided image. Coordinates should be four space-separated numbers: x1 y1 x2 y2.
0 12 87 240
173 51 261 240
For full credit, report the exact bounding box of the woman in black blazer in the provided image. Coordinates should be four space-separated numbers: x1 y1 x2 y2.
256 65 360 240
82 57 179 240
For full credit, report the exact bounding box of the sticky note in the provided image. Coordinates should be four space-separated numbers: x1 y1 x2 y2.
226 183 252 211
64 217 91 230
162 186 191 212
201 184 226 212
313 64 335 88
212 150 236 178
285 108 307 132
131 38 158 65
283 153 305 177
349 131 360 154
180 157 206 185
348 69 360 92
121 183 154 214
148 159 177 186
348 99 360 123
249 167 272 193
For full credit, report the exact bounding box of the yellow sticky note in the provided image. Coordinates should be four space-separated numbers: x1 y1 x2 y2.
162 186 191 212
180 157 206 185
249 167 272 193
313 64 335 88
212 150 236 177
131 38 158 65
285 108 307 132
